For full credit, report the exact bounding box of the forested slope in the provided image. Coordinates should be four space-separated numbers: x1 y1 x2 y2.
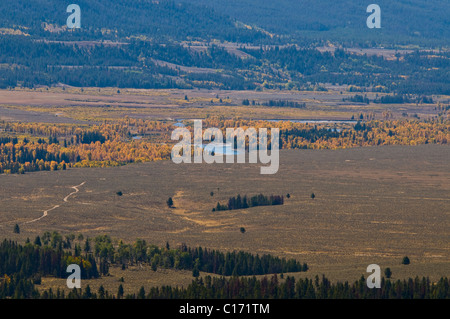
183 0 450 44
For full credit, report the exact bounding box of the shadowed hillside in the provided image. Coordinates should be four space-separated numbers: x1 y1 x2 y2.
183 0 450 45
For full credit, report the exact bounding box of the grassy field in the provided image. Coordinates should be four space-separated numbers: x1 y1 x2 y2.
0 87 445 122
1 145 448 287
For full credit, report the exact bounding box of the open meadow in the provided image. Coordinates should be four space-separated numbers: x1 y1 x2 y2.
0 87 446 122
0 0 449 302
1 144 448 288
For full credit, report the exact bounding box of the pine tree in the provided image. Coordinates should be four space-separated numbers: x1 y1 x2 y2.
117 284 124 299
98 285 105 299
74 244 81 257
34 236 42 246
83 239 90 253
138 286 146 299
13 224 20 234
384 268 392 278
83 285 92 299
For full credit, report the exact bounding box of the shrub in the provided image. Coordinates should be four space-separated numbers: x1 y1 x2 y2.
402 256 410 265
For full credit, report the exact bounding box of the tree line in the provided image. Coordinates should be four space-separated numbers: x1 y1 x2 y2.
213 194 284 212
341 94 435 104
1 234 449 299
0 0 267 43
243 99 306 108
6 274 449 299
131 275 450 299
93 235 305 277
0 233 308 298
0 119 173 174
0 34 448 94
0 237 99 280
1 117 448 175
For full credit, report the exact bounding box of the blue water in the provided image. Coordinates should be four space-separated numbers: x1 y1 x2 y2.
267 119 357 124
202 143 242 155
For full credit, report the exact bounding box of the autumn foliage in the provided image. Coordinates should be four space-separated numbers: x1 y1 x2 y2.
0 117 448 174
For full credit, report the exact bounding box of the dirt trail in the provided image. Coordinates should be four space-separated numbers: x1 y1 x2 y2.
63 182 86 202
19 181 86 225
23 205 60 224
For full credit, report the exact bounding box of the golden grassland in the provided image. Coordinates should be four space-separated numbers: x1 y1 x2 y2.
1 145 449 287
0 88 448 291
0 87 447 121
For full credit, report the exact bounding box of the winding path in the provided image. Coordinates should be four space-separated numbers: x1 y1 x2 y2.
23 205 60 224
21 181 86 225
63 182 86 202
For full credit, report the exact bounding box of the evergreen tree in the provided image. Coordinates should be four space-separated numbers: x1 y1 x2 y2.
83 239 91 253
98 286 105 299
138 286 146 299
402 256 410 265
117 284 124 299
83 285 92 299
385 268 392 278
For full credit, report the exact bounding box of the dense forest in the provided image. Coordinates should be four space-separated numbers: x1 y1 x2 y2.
213 194 284 212
1 0 448 46
0 1 448 92
1 235 448 299
93 235 307 276
0 117 448 174
0 36 448 93
243 99 306 108
16 274 450 299
0 234 307 298
0 233 307 278
113 275 450 299
0 118 173 174
240 47 450 94
0 0 267 43
341 94 434 104
184 0 450 46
